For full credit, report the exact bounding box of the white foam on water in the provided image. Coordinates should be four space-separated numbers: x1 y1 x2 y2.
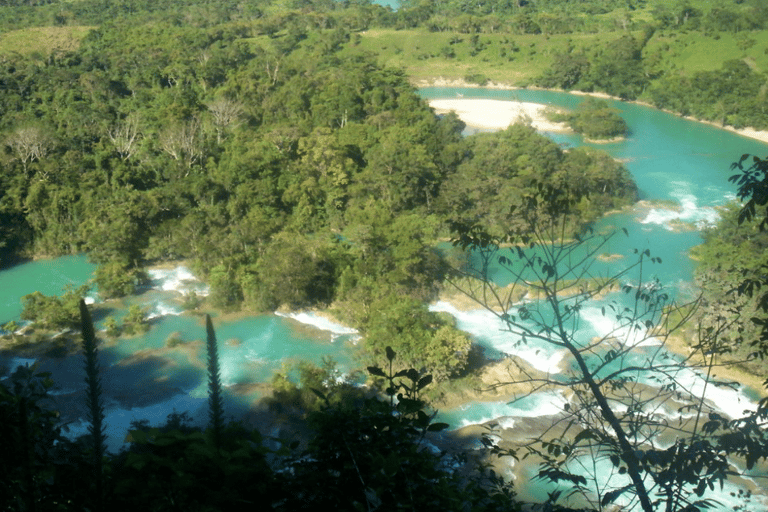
276 311 359 336
579 303 661 348
580 300 760 421
497 417 516 430
507 390 569 418
148 266 210 296
430 301 565 373
640 188 720 230
145 300 184 320
674 366 758 420
511 346 566 374
566 452 767 512
647 402 698 424
432 295 758 426
450 401 510 429
450 390 569 429
244 352 268 365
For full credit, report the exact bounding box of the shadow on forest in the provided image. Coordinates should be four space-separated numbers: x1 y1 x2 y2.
0 302 532 512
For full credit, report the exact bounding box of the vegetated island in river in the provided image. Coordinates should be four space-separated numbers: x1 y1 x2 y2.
419 76 768 145
429 95 628 141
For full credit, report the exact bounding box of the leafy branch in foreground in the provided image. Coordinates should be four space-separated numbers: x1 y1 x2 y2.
730 154 768 232
279 347 518 511
448 184 752 512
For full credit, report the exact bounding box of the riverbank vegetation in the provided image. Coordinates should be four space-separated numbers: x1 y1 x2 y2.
3 0 768 131
2 0 768 509
691 203 768 378
0 7 637 379
544 98 629 140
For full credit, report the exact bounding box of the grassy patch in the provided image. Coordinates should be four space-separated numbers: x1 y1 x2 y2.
350 27 768 92
0 26 94 58
646 30 768 75
350 29 617 85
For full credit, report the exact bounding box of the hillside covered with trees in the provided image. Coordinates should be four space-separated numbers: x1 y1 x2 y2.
0 4 639 375
3 0 768 510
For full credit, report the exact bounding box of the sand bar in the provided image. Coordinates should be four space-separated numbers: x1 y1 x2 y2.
428 98 569 132
424 79 768 145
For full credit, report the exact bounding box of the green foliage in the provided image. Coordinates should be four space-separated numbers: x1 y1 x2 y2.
165 332 185 347
692 155 768 378
692 204 768 353
207 264 244 311
537 51 591 90
2 320 19 337
730 154 768 231
104 316 120 337
251 233 340 310
438 123 637 239
536 33 650 100
448 184 755 512
280 348 518 511
94 261 146 299
0 309 523 511
362 295 472 381
121 304 149 336
649 60 768 129
269 357 361 413
548 98 629 139
708 155 768 367
0 10 644 326
115 419 275 511
0 364 62 511
180 291 202 311
464 72 490 85
205 314 224 449
20 284 91 330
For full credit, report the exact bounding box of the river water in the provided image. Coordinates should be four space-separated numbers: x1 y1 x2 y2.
2 87 767 509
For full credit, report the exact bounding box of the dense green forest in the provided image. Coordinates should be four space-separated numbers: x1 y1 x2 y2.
3 0 768 510
3 0 768 127
0 5 637 375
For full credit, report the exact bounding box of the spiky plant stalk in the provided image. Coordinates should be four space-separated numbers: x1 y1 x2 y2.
18 391 35 512
80 299 105 512
206 314 224 449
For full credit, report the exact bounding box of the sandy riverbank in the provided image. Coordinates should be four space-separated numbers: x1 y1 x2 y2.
428 98 569 132
419 77 768 145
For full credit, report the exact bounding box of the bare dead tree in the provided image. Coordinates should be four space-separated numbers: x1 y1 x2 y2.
265 57 280 85
7 126 54 176
159 117 203 175
207 97 244 144
196 50 212 92
107 115 141 161
197 49 211 67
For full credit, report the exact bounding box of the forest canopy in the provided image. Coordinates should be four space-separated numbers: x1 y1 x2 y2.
0 19 636 324
3 1 768 511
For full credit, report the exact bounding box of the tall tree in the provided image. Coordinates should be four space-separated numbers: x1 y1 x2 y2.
206 314 224 449
80 299 105 512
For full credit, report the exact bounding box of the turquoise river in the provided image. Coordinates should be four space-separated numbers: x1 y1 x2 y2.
2 87 767 510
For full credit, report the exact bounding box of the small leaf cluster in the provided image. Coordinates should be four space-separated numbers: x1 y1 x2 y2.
20 284 91 331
